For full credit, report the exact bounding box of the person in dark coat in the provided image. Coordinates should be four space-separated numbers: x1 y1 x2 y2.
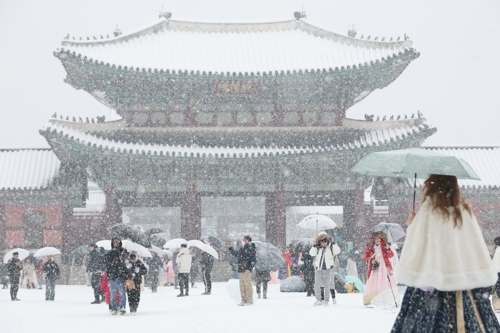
0 262 9 289
146 251 163 293
255 268 270 299
125 254 147 315
7 252 23 301
190 250 199 288
200 251 214 295
106 238 128 315
300 251 315 297
227 235 256 306
87 243 106 304
43 255 60 301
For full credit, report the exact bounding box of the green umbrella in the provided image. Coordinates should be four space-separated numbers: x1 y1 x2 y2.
351 148 480 211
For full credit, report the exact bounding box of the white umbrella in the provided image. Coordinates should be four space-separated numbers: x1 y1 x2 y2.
122 240 152 258
187 240 219 259
3 248 30 263
163 238 187 249
150 245 170 257
298 215 337 234
187 240 205 248
96 240 111 250
152 232 170 241
33 247 61 257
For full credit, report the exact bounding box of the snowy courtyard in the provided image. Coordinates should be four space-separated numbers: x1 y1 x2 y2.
4 283 409 333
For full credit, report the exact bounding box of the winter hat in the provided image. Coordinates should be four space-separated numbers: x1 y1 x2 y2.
13 252 18 255
89 243 97 248
129 254 137 260
243 235 252 242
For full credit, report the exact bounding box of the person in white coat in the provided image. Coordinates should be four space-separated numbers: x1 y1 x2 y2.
391 174 500 332
176 243 192 297
309 234 340 306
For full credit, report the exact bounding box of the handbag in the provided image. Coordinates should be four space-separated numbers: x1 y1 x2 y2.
125 279 136 291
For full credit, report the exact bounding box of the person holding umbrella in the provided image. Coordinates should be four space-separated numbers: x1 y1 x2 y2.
7 252 23 301
391 175 500 332
176 243 192 297
363 231 397 306
309 234 340 306
106 238 128 315
43 255 61 301
227 235 256 306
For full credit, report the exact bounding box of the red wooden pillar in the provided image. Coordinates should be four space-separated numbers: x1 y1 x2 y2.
181 184 201 240
265 183 286 249
104 186 122 238
342 183 365 250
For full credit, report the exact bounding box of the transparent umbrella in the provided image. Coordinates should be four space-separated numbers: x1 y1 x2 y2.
298 215 337 234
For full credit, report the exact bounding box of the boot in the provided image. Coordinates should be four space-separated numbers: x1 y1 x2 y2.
91 296 101 304
263 291 267 299
257 293 261 299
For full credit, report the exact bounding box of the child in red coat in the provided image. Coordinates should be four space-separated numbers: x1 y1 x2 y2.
101 271 120 313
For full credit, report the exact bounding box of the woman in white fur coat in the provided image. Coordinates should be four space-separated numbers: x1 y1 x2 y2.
391 175 500 333
21 258 38 289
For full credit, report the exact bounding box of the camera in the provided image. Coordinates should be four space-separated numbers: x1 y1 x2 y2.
372 261 380 270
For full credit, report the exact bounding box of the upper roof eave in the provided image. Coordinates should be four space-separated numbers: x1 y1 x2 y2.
46 117 429 133
41 118 436 158
60 18 413 50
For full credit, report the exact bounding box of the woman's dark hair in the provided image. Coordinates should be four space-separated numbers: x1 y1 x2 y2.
423 174 472 228
243 235 252 242
494 237 500 247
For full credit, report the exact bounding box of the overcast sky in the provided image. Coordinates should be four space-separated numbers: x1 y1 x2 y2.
0 0 499 148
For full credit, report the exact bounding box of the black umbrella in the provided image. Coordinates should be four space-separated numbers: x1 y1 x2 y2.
290 238 314 253
254 242 285 272
72 245 90 257
109 224 152 248
145 227 164 236
207 236 223 249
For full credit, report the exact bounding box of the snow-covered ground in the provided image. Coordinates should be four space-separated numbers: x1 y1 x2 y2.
3 283 405 333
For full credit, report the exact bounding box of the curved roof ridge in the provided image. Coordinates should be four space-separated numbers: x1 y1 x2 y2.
61 17 412 51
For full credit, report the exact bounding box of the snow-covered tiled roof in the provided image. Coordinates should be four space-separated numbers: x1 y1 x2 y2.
415 147 500 188
59 18 414 73
42 120 432 158
0 149 61 190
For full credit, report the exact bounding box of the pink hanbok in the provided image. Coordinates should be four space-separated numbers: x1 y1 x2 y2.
363 240 398 306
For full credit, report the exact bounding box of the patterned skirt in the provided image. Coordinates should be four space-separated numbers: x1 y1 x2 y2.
391 287 500 333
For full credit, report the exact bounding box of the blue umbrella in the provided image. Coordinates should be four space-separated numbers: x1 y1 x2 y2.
345 275 365 293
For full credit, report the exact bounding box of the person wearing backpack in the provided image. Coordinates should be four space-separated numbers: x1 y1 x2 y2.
309 234 340 306
43 255 61 301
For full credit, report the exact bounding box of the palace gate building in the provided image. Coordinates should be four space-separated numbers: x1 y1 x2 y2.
1 14 499 255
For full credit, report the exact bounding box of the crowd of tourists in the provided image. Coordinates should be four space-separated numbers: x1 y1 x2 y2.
2 174 500 330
